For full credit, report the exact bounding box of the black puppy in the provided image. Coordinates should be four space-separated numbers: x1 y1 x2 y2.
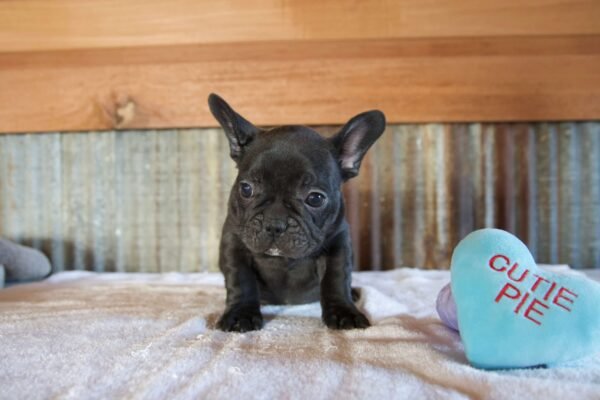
209 94 385 332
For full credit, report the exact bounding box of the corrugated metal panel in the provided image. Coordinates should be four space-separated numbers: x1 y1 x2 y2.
1 123 599 272
0 129 236 273
345 122 600 270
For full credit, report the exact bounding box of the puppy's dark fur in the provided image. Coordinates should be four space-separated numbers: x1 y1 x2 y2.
209 94 385 332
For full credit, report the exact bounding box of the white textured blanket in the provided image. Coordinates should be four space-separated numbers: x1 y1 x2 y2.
1 267 599 400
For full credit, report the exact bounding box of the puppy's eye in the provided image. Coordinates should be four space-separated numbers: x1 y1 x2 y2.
305 192 326 208
239 182 253 198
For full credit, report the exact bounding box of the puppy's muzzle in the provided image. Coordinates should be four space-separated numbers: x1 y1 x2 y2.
264 218 288 238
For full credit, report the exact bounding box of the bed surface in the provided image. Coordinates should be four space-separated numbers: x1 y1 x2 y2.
1 267 599 400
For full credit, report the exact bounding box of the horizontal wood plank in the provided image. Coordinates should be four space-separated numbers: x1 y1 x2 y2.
1 0 599 52
0 36 599 133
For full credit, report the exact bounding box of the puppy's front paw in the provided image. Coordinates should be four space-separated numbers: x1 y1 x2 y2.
322 305 370 330
217 305 263 332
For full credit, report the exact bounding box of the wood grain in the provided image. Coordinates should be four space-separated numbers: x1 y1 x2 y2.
1 0 599 52
0 36 599 133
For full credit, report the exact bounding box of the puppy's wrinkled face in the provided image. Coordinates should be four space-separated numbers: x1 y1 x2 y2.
209 93 385 261
231 127 342 259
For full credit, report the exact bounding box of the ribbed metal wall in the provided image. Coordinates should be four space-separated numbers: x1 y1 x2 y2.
0 129 236 273
348 123 600 270
0 123 599 272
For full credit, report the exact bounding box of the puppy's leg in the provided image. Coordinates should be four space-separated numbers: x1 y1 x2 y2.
350 288 362 302
320 231 370 330
217 233 263 332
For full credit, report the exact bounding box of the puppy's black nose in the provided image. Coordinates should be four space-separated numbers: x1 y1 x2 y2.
264 219 288 237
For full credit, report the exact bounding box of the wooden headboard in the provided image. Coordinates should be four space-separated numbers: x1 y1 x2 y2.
1 0 599 133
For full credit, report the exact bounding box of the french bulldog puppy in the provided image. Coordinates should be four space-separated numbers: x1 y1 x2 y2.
209 94 385 332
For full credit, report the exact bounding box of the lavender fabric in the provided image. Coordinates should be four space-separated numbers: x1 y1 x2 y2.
436 283 459 332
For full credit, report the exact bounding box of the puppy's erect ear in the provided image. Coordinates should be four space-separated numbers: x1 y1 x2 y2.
330 110 386 180
208 93 260 161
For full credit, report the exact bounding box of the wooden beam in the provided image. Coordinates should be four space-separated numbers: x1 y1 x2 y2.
1 36 599 133
1 0 599 52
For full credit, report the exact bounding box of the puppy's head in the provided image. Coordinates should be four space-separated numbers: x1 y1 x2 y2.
209 94 385 259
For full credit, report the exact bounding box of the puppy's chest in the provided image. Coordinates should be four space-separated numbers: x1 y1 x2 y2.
253 256 326 305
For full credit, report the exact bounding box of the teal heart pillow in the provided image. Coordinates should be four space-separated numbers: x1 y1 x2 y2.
450 229 600 369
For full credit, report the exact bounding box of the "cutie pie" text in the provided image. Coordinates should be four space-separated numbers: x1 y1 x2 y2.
489 254 578 326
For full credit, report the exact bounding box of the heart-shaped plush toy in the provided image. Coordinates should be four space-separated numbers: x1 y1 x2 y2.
450 228 600 369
